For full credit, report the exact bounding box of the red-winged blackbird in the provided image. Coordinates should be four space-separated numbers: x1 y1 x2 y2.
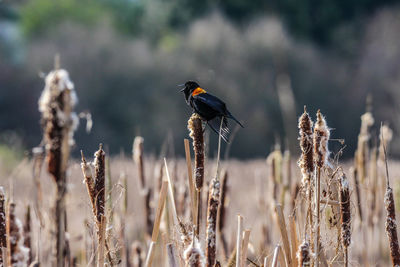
181 81 243 142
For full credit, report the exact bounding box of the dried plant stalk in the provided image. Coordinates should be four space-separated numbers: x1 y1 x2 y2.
188 114 205 237
351 166 363 222
144 241 156 267
151 181 168 243
205 178 220 267
97 215 106 267
241 229 251 267
339 174 351 266
184 139 196 221
133 136 146 189
274 204 292 267
289 216 298 267
218 170 229 259
355 112 374 183
235 215 243 267
81 151 96 217
297 240 311 267
0 187 6 266
271 245 280 267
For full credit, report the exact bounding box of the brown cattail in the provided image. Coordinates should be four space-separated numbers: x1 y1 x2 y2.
298 106 314 186
133 136 146 190
94 144 106 226
385 186 400 266
81 151 96 218
23 205 32 265
188 113 205 237
297 240 311 267
7 202 29 267
0 187 6 265
339 173 351 266
39 67 78 267
313 110 330 168
205 178 220 267
355 112 374 184
188 114 205 190
184 237 204 267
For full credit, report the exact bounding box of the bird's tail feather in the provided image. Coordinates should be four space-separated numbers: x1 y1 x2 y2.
207 116 230 143
227 113 244 128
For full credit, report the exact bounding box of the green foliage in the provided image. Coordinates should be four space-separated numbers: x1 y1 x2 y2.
20 0 108 37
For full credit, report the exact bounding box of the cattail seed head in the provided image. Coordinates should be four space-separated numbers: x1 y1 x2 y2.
7 202 29 266
184 238 204 267
298 107 314 186
339 174 351 248
188 113 204 190
94 144 106 225
385 186 400 265
297 240 311 267
205 178 220 267
313 110 330 168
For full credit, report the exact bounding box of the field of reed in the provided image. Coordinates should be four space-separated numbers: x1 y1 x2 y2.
0 65 399 267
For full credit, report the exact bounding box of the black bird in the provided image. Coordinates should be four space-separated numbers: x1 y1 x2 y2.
181 81 243 142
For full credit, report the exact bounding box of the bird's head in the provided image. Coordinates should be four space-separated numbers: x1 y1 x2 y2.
180 81 200 103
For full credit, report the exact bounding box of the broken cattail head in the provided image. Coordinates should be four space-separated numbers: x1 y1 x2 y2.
298 107 314 186
313 110 330 168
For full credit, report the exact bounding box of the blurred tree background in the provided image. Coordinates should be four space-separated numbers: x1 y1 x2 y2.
1 0 400 159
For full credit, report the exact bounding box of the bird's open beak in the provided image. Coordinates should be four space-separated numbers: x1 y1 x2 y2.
178 83 185 92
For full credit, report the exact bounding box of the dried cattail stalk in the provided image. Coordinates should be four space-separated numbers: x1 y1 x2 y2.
289 216 299 267
39 67 78 267
241 229 251 267
226 249 236 267
290 183 300 216
351 166 363 222
144 181 168 267
313 110 330 266
81 151 96 217
6 202 29 267
133 136 146 189
205 178 220 267
235 215 243 267
23 205 32 265
271 245 280 267
297 240 311 267
356 112 374 184
274 204 292 267
183 237 204 267
0 187 6 266
188 114 205 237
166 243 178 267
97 215 106 267
184 139 196 221
339 174 351 266
217 170 229 259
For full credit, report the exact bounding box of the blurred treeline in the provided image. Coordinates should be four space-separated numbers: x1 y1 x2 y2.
1 0 400 159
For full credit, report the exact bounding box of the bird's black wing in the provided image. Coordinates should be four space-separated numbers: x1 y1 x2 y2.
193 93 226 115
